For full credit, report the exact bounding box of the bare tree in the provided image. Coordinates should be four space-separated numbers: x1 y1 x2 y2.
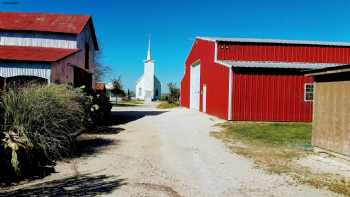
167 83 180 103
94 51 111 82
111 76 126 99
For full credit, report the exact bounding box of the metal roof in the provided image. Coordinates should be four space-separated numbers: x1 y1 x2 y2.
0 46 80 62
305 64 350 76
0 12 90 34
0 12 99 50
198 37 350 47
220 60 343 69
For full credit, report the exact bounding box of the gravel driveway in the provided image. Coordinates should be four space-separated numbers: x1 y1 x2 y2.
1 105 340 197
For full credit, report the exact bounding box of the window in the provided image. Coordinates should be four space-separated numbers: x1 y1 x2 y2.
304 83 314 102
84 42 90 70
139 88 142 96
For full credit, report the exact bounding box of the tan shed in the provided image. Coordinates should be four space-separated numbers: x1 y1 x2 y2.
306 65 350 156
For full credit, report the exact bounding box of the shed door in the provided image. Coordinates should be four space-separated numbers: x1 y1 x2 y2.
190 64 200 110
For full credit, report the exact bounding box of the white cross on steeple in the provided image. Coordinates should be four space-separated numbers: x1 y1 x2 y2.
146 36 151 61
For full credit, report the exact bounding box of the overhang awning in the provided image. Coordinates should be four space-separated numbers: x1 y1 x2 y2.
220 60 343 70
0 45 80 62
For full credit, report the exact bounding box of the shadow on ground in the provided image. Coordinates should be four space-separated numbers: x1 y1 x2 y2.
0 174 127 197
86 126 125 135
74 137 119 158
108 111 167 125
0 166 56 188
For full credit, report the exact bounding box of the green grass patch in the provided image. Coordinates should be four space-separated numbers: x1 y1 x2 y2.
212 122 350 196
112 100 144 107
156 101 179 109
220 122 311 146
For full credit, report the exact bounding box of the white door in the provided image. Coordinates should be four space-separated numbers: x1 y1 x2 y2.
190 64 200 110
203 84 207 113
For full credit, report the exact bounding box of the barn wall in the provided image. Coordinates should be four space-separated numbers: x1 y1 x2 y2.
313 78 350 156
51 25 96 89
77 25 96 83
0 31 77 49
0 62 51 80
181 39 229 119
218 43 350 64
232 69 313 122
181 40 200 108
51 59 74 85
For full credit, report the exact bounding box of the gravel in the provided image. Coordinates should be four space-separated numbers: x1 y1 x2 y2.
1 105 341 197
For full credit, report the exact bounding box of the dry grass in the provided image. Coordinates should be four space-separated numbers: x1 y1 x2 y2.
212 122 350 196
156 102 179 109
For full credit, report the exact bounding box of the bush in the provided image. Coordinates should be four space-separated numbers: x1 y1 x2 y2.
0 85 87 178
88 93 112 125
167 83 180 104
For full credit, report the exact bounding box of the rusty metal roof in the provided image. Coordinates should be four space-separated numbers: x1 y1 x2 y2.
0 12 90 34
0 12 99 50
0 45 80 62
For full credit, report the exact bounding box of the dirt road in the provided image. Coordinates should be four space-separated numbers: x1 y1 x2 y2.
1 105 340 197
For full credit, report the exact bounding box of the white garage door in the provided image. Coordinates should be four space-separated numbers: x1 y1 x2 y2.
190 64 200 110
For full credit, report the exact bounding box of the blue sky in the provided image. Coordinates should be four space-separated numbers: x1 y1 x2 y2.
1 0 350 91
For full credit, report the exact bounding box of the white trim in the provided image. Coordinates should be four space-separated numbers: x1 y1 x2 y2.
213 41 231 68
190 62 201 110
304 83 314 102
228 67 233 120
220 60 341 70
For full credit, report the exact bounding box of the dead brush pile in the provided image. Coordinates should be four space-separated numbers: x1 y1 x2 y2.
0 85 88 181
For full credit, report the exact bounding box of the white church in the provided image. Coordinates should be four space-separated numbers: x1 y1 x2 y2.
135 39 161 103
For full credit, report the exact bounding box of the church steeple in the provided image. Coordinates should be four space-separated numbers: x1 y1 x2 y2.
146 36 152 61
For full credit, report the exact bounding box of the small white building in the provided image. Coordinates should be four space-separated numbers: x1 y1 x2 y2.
105 82 117 102
135 39 161 103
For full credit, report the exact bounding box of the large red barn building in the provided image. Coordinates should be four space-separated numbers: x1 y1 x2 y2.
181 37 350 122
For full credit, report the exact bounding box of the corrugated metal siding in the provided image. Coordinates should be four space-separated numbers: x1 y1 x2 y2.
218 44 350 64
180 65 190 107
0 32 77 49
0 62 51 80
201 41 229 119
232 70 313 122
77 26 96 83
181 39 229 119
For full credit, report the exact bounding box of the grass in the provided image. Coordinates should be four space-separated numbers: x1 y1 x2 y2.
218 122 311 145
212 122 350 196
156 101 179 109
0 85 87 177
112 99 144 107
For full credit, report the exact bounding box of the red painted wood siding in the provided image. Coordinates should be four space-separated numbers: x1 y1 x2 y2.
181 39 229 119
218 43 350 64
232 70 313 122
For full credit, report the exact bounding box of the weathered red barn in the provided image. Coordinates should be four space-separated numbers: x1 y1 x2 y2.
181 37 350 121
0 12 99 90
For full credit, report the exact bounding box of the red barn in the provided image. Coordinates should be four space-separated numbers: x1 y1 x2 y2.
181 37 350 122
0 12 99 90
